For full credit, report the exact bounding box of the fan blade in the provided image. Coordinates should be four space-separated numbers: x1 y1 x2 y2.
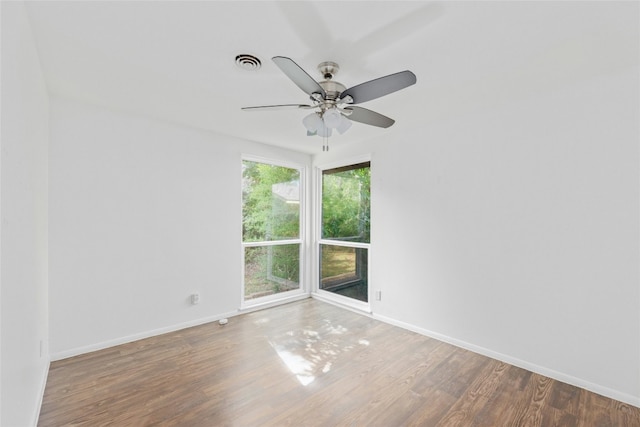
340 70 416 104
343 106 395 128
272 56 326 98
242 104 314 111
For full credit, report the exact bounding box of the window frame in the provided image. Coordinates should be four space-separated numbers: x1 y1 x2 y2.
313 155 372 312
240 155 307 309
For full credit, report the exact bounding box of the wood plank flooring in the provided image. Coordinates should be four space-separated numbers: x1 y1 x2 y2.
39 299 640 426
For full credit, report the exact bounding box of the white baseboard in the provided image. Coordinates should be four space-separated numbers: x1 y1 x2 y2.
372 313 640 409
33 357 50 426
50 310 239 361
311 292 371 315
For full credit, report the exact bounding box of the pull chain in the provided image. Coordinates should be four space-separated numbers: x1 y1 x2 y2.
322 134 330 152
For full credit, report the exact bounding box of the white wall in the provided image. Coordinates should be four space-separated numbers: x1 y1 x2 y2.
315 59 640 403
1 2 50 426
48 97 310 358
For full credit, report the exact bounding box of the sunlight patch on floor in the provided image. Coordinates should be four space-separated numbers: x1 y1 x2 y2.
266 320 358 386
270 342 316 386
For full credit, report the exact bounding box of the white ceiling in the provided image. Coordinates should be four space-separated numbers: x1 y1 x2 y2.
24 1 638 153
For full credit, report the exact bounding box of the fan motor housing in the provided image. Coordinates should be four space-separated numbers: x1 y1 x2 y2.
319 80 346 100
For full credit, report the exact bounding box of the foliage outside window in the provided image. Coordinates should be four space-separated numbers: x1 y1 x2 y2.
242 160 301 301
320 245 368 303
245 245 300 299
322 162 370 243
320 162 370 303
243 161 300 242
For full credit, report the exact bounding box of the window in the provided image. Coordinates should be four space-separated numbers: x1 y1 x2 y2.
318 161 370 304
242 159 304 304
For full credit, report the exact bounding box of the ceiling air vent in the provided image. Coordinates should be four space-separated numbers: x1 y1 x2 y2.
235 54 262 71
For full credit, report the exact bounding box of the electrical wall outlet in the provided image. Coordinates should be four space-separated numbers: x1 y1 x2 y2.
191 293 200 305
375 290 382 301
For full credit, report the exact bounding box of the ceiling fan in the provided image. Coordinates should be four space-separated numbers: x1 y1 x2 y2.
242 56 416 139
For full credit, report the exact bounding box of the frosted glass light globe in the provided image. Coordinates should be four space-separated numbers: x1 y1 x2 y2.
323 109 342 128
302 112 323 132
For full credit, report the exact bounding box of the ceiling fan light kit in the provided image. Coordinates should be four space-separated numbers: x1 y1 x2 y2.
241 56 416 148
303 109 352 137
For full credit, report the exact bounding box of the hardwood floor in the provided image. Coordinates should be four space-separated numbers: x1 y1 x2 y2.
39 299 640 426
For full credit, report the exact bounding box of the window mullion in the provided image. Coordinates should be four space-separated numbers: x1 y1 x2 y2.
243 239 302 247
318 239 370 249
